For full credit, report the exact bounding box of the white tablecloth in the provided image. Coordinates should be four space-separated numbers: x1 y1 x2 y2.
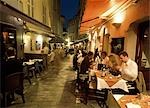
113 94 124 101
97 77 129 92
23 61 35 66
31 59 43 62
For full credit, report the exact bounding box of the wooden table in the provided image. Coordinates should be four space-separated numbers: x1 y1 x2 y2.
118 94 150 108
23 61 35 66
96 71 121 87
107 91 150 108
93 70 128 92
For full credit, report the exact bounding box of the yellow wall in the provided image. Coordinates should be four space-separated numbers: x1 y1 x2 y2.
101 0 149 58
20 0 51 27
88 0 149 60
20 0 52 53
108 0 149 37
1 0 18 8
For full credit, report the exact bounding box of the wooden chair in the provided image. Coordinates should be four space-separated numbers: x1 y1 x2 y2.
23 64 32 84
135 71 147 94
77 74 108 107
126 81 140 95
88 89 108 108
38 60 44 72
125 72 144 95
4 72 25 106
34 61 41 78
86 76 108 107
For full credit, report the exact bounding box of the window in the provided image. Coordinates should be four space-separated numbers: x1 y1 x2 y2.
18 0 23 12
27 0 34 17
27 2 30 16
42 3 46 24
31 0 34 17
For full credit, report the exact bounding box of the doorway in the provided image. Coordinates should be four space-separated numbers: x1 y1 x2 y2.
135 20 150 90
1 23 17 60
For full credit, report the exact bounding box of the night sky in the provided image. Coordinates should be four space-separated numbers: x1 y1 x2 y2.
61 0 79 28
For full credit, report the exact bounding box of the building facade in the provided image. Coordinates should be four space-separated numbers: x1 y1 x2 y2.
68 15 80 41
1 0 62 59
80 0 150 89
49 0 63 37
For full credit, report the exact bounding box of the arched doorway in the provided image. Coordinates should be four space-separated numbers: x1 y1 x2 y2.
135 20 150 69
134 18 150 90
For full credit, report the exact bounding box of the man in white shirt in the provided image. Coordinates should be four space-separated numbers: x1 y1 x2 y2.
101 51 109 65
118 51 138 81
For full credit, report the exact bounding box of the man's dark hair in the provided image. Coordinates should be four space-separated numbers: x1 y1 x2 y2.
88 51 93 56
101 51 107 56
119 51 128 57
82 50 87 57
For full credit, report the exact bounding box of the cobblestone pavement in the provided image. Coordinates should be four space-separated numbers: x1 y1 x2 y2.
8 54 100 108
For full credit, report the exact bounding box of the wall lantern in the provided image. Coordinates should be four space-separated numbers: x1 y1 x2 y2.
112 22 121 28
112 11 125 28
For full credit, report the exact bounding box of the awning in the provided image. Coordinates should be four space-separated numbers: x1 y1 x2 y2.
0 1 51 33
25 29 55 38
80 0 128 34
49 36 66 43
73 37 88 44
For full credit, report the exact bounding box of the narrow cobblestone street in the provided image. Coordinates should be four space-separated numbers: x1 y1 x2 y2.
8 54 99 108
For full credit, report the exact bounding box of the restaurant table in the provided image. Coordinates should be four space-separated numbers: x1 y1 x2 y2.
115 94 150 108
30 59 43 62
94 70 129 92
23 61 35 66
106 91 150 108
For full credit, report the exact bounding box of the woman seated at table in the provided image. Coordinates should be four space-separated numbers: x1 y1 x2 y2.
107 54 122 76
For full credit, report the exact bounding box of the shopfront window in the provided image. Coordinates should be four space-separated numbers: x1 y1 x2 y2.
1 24 17 60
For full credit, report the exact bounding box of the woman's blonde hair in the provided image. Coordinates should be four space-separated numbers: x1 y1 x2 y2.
108 54 121 68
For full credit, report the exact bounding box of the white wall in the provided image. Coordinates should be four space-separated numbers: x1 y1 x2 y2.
125 30 137 60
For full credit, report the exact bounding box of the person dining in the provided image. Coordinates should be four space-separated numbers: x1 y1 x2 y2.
80 51 93 74
94 50 101 70
116 51 138 82
77 50 84 66
115 51 140 94
101 51 109 65
98 51 109 70
107 54 121 76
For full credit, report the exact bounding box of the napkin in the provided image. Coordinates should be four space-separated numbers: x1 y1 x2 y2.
126 102 141 108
